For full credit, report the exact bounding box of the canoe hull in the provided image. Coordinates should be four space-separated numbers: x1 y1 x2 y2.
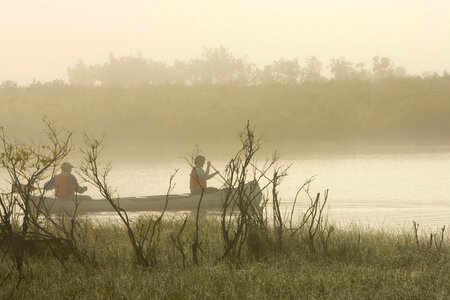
35 181 262 215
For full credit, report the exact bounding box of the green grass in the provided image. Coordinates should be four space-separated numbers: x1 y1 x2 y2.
1 217 448 299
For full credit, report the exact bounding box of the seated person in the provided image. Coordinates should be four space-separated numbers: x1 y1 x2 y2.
44 162 90 200
190 155 219 194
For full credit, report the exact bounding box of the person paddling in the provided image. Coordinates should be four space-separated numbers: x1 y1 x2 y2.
190 155 219 194
44 162 90 200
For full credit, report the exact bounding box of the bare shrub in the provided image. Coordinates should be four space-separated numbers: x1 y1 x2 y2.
79 134 178 269
217 123 292 263
0 119 90 282
270 166 291 249
180 123 334 263
170 215 189 268
289 179 333 253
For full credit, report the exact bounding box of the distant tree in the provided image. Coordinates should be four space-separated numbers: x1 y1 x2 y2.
329 57 357 80
301 56 324 83
393 66 407 77
329 57 369 81
355 63 370 80
67 60 96 85
172 60 190 84
190 45 252 85
67 54 172 87
422 71 440 79
65 48 417 86
0 80 18 89
96 53 169 86
146 59 171 84
269 59 301 84
372 56 409 79
257 65 275 84
372 56 395 79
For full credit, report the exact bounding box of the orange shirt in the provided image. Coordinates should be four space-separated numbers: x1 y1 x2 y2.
54 173 75 198
190 167 207 192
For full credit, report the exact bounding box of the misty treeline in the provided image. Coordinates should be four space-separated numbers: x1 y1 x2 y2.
57 46 444 86
1 46 449 146
1 74 450 146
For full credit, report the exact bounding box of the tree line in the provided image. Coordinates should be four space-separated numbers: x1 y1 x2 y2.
1 75 449 147
59 46 447 87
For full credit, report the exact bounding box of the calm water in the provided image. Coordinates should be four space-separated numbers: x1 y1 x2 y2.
1 148 449 229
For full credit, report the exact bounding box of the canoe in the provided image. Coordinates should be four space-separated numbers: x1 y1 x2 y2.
33 181 262 215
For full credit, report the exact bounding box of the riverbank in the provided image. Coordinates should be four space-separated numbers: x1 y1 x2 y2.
1 218 448 299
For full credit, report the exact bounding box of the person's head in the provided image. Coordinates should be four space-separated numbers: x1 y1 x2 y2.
61 162 74 173
194 155 206 167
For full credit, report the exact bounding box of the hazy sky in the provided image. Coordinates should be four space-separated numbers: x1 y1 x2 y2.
1 0 449 84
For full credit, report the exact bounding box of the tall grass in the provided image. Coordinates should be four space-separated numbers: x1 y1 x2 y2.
0 218 448 299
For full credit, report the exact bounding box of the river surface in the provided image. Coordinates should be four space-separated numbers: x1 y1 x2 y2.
1 147 449 229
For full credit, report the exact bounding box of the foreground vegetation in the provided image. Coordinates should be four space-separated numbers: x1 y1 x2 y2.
0 218 448 299
0 122 448 299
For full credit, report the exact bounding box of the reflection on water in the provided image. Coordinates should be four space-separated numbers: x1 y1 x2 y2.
1 149 449 229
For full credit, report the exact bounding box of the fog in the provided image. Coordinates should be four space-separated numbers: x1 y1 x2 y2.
1 0 449 84
1 0 450 159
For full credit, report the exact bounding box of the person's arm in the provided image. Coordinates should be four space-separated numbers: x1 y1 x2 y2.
43 177 55 191
70 175 87 194
195 166 218 180
206 161 219 179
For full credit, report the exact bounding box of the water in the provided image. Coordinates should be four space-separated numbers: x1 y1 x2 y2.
1 148 449 229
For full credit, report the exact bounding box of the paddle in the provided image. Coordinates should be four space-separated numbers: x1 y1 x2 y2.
209 163 227 184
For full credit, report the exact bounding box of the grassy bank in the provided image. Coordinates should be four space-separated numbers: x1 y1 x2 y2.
1 218 448 299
